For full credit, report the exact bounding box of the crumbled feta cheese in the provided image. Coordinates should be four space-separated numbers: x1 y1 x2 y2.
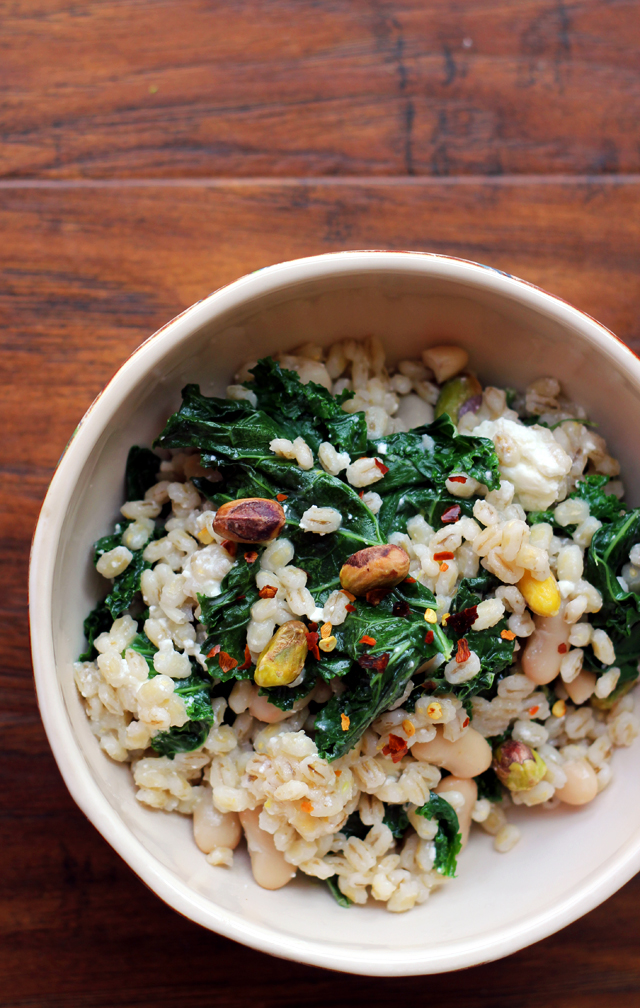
473 417 572 511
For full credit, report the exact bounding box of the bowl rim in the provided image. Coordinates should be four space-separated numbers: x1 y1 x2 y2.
29 249 640 976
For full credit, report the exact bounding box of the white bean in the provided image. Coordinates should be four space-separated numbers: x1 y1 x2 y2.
193 788 241 853
435 776 477 847
412 725 492 778
554 759 598 806
522 610 570 685
564 669 597 705
239 807 297 889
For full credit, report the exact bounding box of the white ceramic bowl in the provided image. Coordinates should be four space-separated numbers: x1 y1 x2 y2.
31 251 640 976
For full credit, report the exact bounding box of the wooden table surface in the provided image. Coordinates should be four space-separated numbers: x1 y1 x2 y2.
3 2 640 1005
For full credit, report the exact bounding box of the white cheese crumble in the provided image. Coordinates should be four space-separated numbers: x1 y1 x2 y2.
473 417 572 511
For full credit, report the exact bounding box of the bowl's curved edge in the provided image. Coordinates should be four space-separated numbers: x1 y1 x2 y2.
29 250 640 976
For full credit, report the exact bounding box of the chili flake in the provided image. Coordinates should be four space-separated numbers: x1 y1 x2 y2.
557 642 568 653
235 593 246 601
462 717 470 728
345 603 356 613
300 800 314 813
359 635 376 646
424 630 434 645
319 635 337 652
320 622 333 639
221 540 237 557
218 651 238 673
404 576 417 583
455 637 471 664
446 606 478 637
307 621 318 632
424 608 437 624
358 490 365 499
365 588 391 605
426 701 443 719
258 585 278 599
206 644 221 659
448 475 467 483
528 705 540 717
238 645 252 671
382 734 408 764
244 550 259 564
276 493 288 502
552 699 567 718
442 613 451 625
334 769 342 777
439 562 449 572
358 652 390 673
501 629 516 641
392 600 411 618
305 631 320 660
374 458 389 475
433 551 455 561
340 589 356 601
441 504 461 523
402 719 416 737
340 713 350 732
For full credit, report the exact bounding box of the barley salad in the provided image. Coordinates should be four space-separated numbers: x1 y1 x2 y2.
75 338 640 912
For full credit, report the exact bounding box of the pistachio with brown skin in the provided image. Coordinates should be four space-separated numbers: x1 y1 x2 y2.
339 544 410 597
213 497 286 543
492 739 547 792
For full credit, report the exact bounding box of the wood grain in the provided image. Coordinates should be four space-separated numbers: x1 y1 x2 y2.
1 0 640 178
2 179 640 1005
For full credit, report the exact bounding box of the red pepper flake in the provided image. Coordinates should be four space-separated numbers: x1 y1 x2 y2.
359 635 377 646
244 550 258 564
441 504 461 524
276 493 288 502
392 600 411 618
558 642 568 653
218 651 238 673
221 540 237 557
238 645 252 671
404 576 417 583
307 621 318 632
365 588 391 606
446 606 478 637
345 603 356 613
439 562 449 572
382 734 408 764
359 490 365 499
334 769 342 777
433 551 455 562
340 589 356 601
528 705 540 717
501 629 516 641
206 644 221 659
455 638 471 664
340 713 350 732
306 631 321 660
300 800 314 813
258 585 278 599
462 717 470 728
235 594 246 601
374 458 389 475
448 475 467 483
424 630 434 645
358 652 390 673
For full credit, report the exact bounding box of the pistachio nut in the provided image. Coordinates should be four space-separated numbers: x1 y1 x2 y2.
254 620 308 688
339 544 410 597
213 497 286 543
435 374 483 422
492 739 547 792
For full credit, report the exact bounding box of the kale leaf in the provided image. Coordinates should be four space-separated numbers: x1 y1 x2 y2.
325 877 352 907
572 475 626 524
585 509 640 634
151 720 210 757
383 804 410 839
150 669 215 757
415 794 462 877
258 677 315 711
127 630 157 672
125 445 161 502
198 548 261 679
93 519 158 619
78 600 113 661
474 768 503 803
93 519 132 564
247 358 368 454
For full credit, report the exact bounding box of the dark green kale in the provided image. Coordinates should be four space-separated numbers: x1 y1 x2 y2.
150 669 215 756
258 677 315 711
198 550 261 679
151 720 210 757
78 600 113 661
93 519 158 619
325 877 352 907
247 358 368 454
127 630 157 672
382 804 410 839
474 768 503 803
125 445 162 502
571 475 626 524
314 596 450 761
585 509 640 635
415 794 462 877
369 414 501 496
377 485 475 540
93 520 132 564
339 811 369 840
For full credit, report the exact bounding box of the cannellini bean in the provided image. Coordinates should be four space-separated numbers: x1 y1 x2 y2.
239 807 297 889
412 725 492 778
554 759 598 806
521 610 570 684
564 669 597 705
435 776 477 847
193 788 241 853
248 684 313 723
